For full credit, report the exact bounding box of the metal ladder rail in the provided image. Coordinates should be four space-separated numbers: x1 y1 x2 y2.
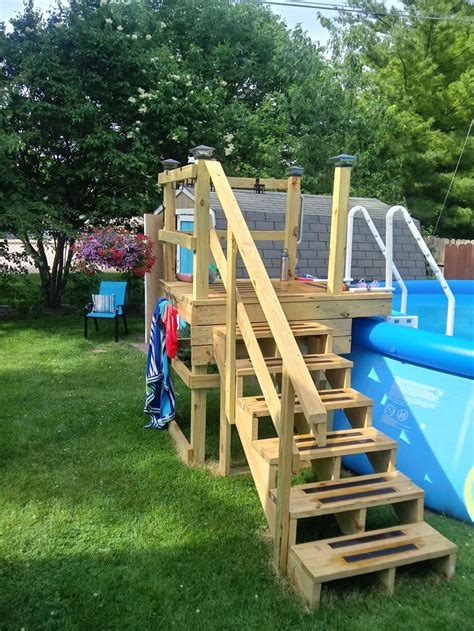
385 205 456 336
345 205 408 313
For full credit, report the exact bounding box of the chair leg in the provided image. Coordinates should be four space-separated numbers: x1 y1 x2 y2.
94 318 99 332
115 315 119 343
84 314 88 338
123 310 129 335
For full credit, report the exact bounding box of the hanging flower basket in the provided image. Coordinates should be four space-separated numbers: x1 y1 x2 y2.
73 227 156 276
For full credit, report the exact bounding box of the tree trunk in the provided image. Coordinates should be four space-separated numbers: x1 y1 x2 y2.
22 234 74 309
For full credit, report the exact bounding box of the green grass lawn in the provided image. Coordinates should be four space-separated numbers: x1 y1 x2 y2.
1 316 472 630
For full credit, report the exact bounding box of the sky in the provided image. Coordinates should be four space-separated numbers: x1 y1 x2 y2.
0 0 334 43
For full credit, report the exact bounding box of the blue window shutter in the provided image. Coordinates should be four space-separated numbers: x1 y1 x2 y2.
178 220 194 274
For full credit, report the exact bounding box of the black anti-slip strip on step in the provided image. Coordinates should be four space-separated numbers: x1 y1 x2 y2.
329 529 405 549
343 543 417 563
295 431 363 443
318 486 397 503
303 477 387 494
298 439 375 451
326 431 364 439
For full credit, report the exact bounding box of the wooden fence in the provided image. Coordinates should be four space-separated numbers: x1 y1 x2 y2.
425 236 474 279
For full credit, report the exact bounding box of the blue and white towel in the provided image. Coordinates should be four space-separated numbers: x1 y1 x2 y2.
144 298 176 429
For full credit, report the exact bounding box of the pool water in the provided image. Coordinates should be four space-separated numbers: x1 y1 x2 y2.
393 293 474 340
393 294 474 340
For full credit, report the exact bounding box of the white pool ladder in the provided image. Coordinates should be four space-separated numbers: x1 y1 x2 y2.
345 205 409 312
385 205 455 336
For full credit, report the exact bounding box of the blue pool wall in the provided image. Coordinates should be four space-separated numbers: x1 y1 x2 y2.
337 280 474 523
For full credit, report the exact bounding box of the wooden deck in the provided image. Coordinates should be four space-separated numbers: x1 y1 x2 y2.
160 278 392 364
144 159 456 605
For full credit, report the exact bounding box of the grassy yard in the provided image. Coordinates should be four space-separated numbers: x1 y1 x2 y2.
0 316 472 630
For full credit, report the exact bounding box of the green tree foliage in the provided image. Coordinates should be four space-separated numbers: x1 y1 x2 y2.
324 0 474 237
0 0 341 306
2 0 472 310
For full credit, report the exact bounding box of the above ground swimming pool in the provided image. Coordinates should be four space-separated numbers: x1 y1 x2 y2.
335 280 474 523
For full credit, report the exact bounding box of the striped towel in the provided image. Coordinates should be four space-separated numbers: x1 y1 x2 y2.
144 298 176 429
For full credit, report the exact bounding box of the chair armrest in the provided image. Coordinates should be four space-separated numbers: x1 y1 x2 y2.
84 302 93 314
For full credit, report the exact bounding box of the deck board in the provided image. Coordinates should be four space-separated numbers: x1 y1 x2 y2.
160 279 392 307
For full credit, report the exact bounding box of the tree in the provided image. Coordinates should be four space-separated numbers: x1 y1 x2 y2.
1 0 341 306
0 1 164 306
323 0 474 237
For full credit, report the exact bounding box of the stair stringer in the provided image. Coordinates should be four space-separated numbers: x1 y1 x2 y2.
235 406 278 533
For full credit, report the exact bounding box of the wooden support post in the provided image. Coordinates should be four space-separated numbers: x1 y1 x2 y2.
190 159 211 465
377 567 396 595
144 213 162 342
312 456 341 481
225 233 237 424
368 448 397 473
283 167 303 280
336 508 367 535
432 553 456 580
327 155 355 295
193 161 211 301
273 366 295 574
190 383 207 465
218 373 231 476
394 498 424 524
162 182 176 282
213 334 231 476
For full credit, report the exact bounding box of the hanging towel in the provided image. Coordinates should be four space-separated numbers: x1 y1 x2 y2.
144 298 176 429
162 303 179 358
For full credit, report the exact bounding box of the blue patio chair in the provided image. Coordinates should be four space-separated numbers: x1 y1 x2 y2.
84 281 129 343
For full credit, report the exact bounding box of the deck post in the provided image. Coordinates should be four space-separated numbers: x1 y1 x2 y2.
144 213 163 342
327 154 356 295
192 158 211 301
283 166 304 280
225 233 237 424
273 365 295 573
189 146 214 465
160 158 180 282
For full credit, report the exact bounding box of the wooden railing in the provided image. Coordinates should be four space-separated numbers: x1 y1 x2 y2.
202 159 327 572
205 160 327 430
155 157 353 572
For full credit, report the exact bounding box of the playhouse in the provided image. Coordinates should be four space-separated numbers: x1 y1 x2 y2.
144 146 456 608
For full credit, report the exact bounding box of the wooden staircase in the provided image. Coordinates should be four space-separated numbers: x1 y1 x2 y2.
214 319 457 608
156 155 456 609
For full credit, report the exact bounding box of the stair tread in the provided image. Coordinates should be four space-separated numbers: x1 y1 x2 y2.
213 320 332 340
270 471 423 517
235 353 352 377
289 521 457 583
238 387 372 416
253 427 397 464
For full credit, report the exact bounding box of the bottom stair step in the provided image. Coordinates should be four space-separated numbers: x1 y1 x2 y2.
288 522 457 609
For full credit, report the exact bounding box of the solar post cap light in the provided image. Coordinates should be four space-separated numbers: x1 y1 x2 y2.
288 166 304 176
330 154 357 167
161 158 181 171
189 145 216 160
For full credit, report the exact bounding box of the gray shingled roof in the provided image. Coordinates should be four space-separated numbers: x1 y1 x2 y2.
207 189 391 218
174 187 427 281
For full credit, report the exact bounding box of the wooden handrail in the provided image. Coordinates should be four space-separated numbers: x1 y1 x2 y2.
158 163 197 185
205 160 327 430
